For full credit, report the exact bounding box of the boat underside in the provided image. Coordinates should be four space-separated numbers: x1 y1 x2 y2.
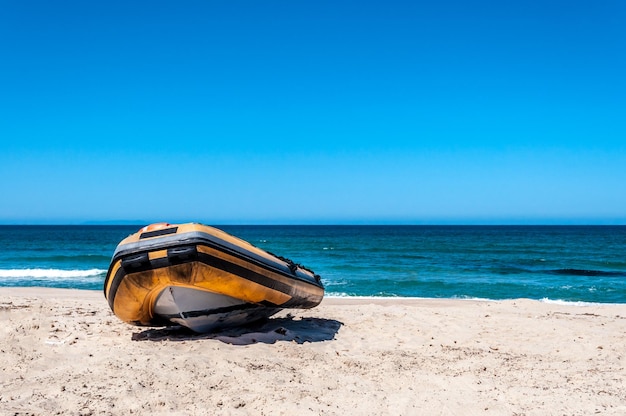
152 286 281 332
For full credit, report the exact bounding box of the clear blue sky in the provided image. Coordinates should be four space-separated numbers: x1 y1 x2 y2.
1 1 624 224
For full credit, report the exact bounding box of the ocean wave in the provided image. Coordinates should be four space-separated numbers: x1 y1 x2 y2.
4 254 111 263
0 268 106 279
483 266 626 278
547 268 626 277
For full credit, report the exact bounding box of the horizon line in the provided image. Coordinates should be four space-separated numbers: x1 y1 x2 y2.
1 220 625 226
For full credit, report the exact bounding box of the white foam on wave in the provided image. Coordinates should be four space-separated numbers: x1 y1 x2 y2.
326 293 624 306
539 298 611 306
324 293 494 302
0 268 106 280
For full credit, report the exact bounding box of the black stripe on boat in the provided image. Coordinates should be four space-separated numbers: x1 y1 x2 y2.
139 226 179 239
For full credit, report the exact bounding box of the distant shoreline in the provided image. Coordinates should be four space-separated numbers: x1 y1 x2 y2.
1 222 626 226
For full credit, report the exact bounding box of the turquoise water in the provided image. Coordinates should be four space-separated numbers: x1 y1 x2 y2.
1 225 625 303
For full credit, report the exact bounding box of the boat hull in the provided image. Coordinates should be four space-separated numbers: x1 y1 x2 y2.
152 286 281 333
103 223 324 332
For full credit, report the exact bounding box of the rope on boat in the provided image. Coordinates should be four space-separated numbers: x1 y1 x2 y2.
269 252 322 284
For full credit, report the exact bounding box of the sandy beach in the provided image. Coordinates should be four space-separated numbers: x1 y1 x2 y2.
1 288 625 415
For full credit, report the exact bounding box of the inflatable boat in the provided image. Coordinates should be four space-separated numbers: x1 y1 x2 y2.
104 223 324 332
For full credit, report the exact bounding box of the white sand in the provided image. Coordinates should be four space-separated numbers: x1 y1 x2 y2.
1 287 625 415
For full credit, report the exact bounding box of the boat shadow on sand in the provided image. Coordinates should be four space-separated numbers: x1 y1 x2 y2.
131 315 343 345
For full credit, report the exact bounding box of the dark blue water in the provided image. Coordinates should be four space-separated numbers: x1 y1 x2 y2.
1 225 625 303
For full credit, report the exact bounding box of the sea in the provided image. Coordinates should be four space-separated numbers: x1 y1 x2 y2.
1 225 625 304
